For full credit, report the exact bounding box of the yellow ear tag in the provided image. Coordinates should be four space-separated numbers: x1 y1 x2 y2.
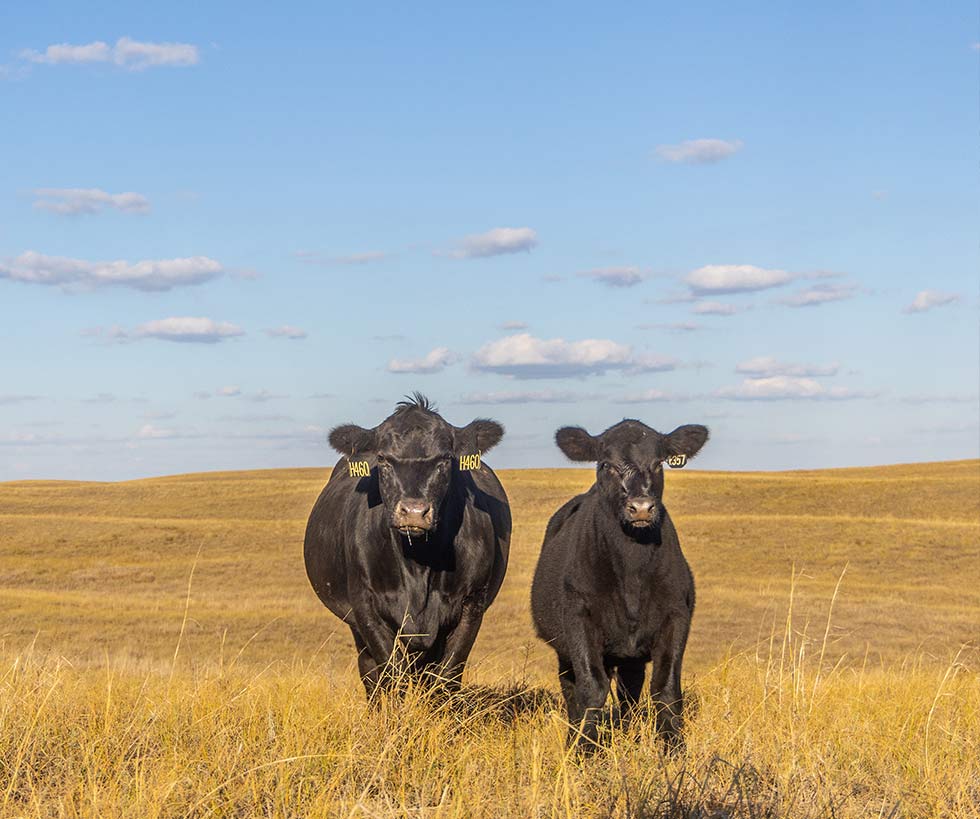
458 452 481 471
348 459 371 478
665 454 687 469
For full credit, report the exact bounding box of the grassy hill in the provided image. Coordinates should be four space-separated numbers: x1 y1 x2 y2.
1 461 978 817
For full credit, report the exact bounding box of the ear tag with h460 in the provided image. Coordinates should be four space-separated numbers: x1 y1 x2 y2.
348 459 371 478
458 452 481 471
665 454 687 469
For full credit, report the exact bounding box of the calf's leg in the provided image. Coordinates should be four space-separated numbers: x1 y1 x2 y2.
649 616 690 748
615 660 646 728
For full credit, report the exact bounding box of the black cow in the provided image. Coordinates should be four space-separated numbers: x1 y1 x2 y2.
530 419 709 749
304 394 511 698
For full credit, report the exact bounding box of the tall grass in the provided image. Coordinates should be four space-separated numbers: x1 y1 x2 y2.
1 582 976 818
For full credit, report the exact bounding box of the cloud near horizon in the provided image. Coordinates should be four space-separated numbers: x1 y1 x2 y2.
578 267 645 288
471 333 676 379
0 251 223 292
33 187 150 216
716 375 874 401
735 357 840 378
445 227 538 259
779 282 859 307
458 390 595 405
903 290 959 314
685 264 794 296
387 346 456 374
21 37 199 70
87 317 245 344
655 138 743 164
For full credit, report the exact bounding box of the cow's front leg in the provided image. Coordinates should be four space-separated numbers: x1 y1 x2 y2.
649 614 690 749
565 620 610 751
351 599 400 702
433 601 485 692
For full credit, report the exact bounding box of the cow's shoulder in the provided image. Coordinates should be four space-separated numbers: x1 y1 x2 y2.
544 490 592 542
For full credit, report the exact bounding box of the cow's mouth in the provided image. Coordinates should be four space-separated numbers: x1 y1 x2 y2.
629 519 653 529
396 525 429 537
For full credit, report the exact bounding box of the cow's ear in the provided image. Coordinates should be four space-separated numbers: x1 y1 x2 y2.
328 424 376 456
664 424 709 459
455 419 504 455
555 426 599 462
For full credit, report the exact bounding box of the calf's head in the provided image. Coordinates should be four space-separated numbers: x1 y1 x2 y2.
555 419 709 534
329 394 503 537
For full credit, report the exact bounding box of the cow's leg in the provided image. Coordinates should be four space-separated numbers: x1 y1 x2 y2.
557 656 580 724
615 660 646 728
351 604 400 700
648 615 689 748
350 628 383 699
566 627 610 751
434 603 485 692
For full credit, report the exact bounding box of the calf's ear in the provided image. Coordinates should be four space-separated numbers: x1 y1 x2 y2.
664 424 709 458
555 426 599 462
328 424 377 456
455 419 504 454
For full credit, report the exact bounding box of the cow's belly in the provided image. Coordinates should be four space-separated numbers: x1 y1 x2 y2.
377 586 460 656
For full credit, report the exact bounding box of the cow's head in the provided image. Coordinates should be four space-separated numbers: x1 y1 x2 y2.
555 419 708 535
328 393 504 537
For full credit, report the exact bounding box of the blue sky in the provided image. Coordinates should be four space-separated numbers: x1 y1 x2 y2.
1 2 977 480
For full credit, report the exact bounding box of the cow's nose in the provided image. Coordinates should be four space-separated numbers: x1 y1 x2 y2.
394 499 433 527
626 498 655 521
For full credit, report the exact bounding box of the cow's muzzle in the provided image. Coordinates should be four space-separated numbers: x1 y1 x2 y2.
393 499 434 535
624 497 658 528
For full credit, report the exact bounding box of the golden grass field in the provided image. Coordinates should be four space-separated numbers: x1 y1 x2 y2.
1 460 978 817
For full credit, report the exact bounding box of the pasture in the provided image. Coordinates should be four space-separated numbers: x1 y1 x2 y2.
1 461 978 817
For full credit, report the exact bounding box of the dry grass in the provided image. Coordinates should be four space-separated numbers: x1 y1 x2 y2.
1 461 978 817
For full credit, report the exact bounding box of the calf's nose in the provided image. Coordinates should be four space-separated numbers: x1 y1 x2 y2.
626 497 656 521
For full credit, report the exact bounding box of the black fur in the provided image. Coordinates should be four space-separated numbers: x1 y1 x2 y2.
304 395 511 698
531 419 709 749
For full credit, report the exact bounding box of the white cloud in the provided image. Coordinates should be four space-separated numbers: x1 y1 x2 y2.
686 264 794 295
632 353 679 372
779 283 858 307
655 138 743 164
388 347 456 374
900 393 979 405
903 290 959 314
21 37 199 70
500 320 529 331
265 325 307 339
471 333 633 379
616 389 691 404
578 267 645 288
639 321 702 332
716 376 874 401
735 357 840 378
0 394 42 405
216 386 241 397
21 41 111 64
446 227 538 259
297 250 388 266
33 187 150 216
459 390 594 405
247 389 288 402
0 251 222 292
134 317 244 344
137 424 179 439
692 300 739 316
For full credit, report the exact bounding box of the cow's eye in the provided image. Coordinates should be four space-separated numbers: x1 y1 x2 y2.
376 454 388 465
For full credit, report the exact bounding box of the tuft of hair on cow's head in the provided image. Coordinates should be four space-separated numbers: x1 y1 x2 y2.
555 419 709 538
328 394 504 539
